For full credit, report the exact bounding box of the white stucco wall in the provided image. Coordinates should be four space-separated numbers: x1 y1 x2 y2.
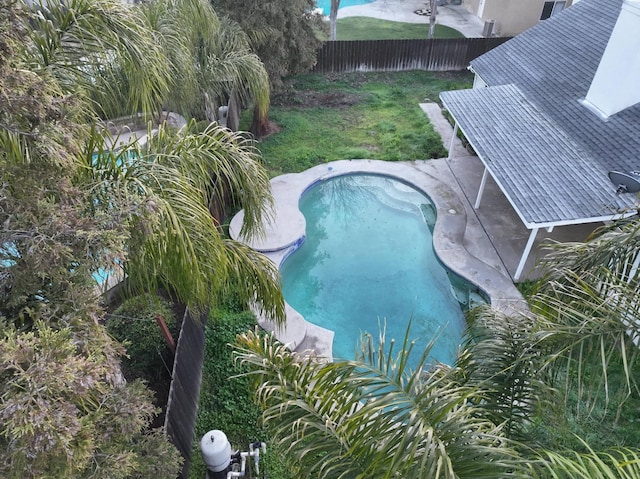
464 0 574 36
464 0 482 14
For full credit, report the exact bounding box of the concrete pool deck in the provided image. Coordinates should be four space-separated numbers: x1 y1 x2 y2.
230 118 529 359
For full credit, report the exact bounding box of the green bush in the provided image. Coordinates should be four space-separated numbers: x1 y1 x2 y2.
106 294 178 382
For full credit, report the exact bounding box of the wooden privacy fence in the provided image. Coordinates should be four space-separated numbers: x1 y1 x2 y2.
313 37 511 73
164 309 207 479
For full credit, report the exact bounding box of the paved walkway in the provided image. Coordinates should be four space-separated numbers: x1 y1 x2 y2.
337 0 485 37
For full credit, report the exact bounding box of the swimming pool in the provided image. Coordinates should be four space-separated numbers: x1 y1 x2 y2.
315 0 374 15
280 174 482 367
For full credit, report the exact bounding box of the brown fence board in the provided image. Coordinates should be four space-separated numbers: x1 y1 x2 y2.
313 37 511 73
164 309 207 479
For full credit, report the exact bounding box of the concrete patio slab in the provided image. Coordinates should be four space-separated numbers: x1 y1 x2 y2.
447 156 603 280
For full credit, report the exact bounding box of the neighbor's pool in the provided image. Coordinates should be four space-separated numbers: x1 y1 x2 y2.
315 0 374 14
281 174 485 367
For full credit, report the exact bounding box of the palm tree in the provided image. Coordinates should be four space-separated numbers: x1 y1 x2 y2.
142 0 270 129
27 0 271 130
233 217 640 478
531 218 640 418
26 0 171 121
20 0 283 317
330 0 341 40
459 219 640 476
86 121 284 317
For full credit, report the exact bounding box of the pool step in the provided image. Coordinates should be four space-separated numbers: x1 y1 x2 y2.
362 179 427 217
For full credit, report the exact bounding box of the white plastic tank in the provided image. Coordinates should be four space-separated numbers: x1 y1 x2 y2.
218 106 229 128
200 429 231 472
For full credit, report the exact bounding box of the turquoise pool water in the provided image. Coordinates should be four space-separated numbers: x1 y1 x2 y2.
93 268 112 286
315 0 374 14
281 174 479 367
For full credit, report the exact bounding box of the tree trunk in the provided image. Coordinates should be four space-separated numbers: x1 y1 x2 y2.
330 0 340 40
204 92 217 122
250 104 270 138
227 90 241 131
429 0 437 39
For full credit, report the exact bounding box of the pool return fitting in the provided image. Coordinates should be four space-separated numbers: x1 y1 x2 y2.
200 429 267 479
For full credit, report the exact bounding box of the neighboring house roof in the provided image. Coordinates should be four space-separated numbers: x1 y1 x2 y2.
440 0 639 229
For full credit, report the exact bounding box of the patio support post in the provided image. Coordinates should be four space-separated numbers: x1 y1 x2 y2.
515 227 539 281
474 166 489 209
448 123 459 159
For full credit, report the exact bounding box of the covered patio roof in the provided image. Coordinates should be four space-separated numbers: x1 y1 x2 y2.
440 85 638 280
441 85 637 230
439 0 640 280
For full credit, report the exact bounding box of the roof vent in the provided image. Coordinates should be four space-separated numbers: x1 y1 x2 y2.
608 171 640 194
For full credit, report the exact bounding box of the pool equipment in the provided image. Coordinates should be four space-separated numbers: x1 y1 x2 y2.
200 430 266 479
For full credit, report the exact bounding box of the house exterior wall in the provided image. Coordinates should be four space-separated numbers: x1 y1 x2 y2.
472 73 488 88
463 0 574 36
466 0 482 14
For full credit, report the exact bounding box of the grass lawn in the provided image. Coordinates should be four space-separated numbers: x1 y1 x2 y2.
254 70 473 177
335 17 464 40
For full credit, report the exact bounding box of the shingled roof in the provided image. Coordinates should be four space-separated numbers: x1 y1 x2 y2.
440 0 640 229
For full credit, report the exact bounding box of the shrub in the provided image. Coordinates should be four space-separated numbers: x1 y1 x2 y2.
106 294 179 383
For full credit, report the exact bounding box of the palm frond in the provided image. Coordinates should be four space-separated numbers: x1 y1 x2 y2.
531 272 640 417
220 239 284 324
540 218 640 286
143 0 270 122
206 20 270 118
141 0 202 117
235 328 526 479
530 218 640 415
144 120 274 238
530 440 640 479
27 0 170 119
82 122 282 318
460 306 555 439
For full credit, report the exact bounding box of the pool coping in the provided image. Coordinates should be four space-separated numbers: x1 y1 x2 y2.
230 159 527 360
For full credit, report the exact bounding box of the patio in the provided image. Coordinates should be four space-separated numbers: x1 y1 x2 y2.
420 102 602 282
